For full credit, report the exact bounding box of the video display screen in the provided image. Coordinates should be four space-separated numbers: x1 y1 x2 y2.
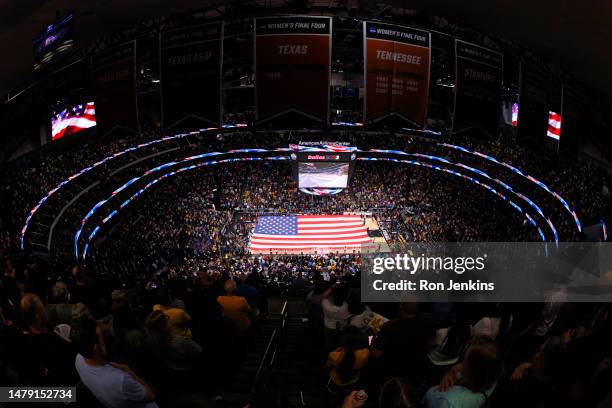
547 111 562 141
51 102 97 140
33 12 74 70
298 162 349 188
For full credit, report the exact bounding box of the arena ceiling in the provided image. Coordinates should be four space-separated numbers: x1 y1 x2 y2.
1 0 611 99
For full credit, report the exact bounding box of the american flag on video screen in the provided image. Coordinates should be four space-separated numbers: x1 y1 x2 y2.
249 215 372 252
51 102 96 140
547 111 562 141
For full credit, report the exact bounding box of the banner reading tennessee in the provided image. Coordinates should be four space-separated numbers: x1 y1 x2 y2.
161 22 223 129
255 16 331 124
363 21 430 127
453 40 503 137
92 41 138 136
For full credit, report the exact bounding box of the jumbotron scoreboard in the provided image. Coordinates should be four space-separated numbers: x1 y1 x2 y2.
290 143 357 189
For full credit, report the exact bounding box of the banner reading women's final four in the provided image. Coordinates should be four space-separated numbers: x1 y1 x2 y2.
255 16 332 124
453 40 503 138
363 21 430 128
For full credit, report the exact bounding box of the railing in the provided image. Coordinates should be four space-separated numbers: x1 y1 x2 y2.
251 329 277 397
250 299 288 408
280 299 288 334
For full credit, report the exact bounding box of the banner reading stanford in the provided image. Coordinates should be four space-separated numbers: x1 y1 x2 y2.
363 21 430 128
161 22 223 129
518 62 552 148
92 41 138 136
453 40 503 138
255 16 332 124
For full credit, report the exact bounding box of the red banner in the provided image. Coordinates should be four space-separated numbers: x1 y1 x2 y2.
255 16 331 124
363 22 430 128
453 40 504 138
92 41 138 136
160 23 223 129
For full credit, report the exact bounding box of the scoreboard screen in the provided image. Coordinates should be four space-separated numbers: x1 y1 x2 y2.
298 162 350 188
292 145 355 190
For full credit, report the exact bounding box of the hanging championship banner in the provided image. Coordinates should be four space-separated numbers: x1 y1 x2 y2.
92 41 138 136
160 22 223 129
363 21 430 128
518 61 552 148
559 81 586 157
453 40 503 137
255 16 332 124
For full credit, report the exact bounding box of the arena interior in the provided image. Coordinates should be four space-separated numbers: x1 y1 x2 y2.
0 1 611 407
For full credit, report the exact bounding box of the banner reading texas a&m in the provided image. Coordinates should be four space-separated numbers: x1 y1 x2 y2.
363 22 430 127
160 22 223 129
453 40 503 138
255 16 331 124
92 41 138 136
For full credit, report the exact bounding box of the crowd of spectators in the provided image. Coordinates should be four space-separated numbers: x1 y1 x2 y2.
0 255 277 407
2 128 608 262
0 128 611 407
2 241 612 407
428 132 610 240
83 158 541 285
307 275 612 408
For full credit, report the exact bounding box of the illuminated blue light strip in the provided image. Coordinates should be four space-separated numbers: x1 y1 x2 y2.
75 153 558 259
359 157 546 242
299 188 344 196
63 145 559 257
439 143 582 232
88 226 100 242
25 131 579 254
79 153 549 261
21 130 208 249
365 152 557 243
73 151 280 257
102 210 118 224
77 155 289 259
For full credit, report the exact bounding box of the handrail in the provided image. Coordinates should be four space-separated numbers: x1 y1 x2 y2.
280 300 289 332
252 328 277 395
250 299 289 407
280 300 288 321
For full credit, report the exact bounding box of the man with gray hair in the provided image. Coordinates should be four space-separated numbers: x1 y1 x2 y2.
51 281 70 303
47 281 91 328
20 293 77 385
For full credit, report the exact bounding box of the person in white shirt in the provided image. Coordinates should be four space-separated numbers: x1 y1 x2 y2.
71 316 158 408
321 284 351 350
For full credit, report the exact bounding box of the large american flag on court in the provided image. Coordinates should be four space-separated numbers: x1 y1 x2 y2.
249 214 372 252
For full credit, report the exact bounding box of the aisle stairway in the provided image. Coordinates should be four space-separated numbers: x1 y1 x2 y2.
266 315 323 407
217 297 325 408
216 317 279 408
